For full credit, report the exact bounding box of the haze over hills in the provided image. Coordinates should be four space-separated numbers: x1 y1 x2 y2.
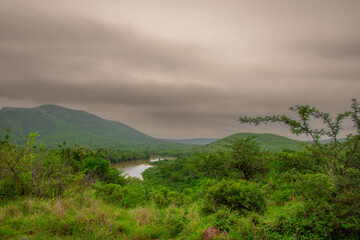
162 138 219 146
0 104 184 149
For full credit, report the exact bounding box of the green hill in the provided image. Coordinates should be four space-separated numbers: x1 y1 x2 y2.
0 105 184 149
202 132 304 152
0 105 306 151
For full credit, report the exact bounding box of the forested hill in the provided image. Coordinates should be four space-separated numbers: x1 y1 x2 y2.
0 105 305 151
203 132 304 151
0 105 182 149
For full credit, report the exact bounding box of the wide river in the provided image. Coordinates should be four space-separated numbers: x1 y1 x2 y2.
111 157 173 180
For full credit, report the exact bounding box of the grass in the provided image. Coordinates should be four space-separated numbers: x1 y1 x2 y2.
2 192 355 239
0 189 214 240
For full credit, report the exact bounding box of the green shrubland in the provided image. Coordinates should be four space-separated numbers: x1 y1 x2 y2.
1 100 359 239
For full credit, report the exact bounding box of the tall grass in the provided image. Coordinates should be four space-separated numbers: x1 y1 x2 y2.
0 189 215 240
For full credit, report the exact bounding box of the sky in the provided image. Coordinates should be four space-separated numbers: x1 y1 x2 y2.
0 0 359 139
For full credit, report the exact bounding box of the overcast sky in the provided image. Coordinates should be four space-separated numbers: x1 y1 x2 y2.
0 0 359 139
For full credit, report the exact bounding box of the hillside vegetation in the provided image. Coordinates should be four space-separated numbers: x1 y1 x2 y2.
0 100 359 239
205 132 304 151
0 105 186 150
0 105 307 160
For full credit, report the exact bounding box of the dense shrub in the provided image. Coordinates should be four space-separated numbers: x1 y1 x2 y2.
94 183 124 205
272 150 316 174
203 179 266 214
83 156 110 177
212 208 237 232
269 171 334 204
271 200 360 239
159 206 189 238
102 168 126 185
95 179 148 208
149 186 182 207
294 173 334 201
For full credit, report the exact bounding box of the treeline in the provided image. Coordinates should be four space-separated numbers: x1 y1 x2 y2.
106 149 151 163
0 131 127 199
106 147 188 163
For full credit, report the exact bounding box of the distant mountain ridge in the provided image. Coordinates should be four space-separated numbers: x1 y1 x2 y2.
162 138 219 146
1 104 311 151
0 104 177 149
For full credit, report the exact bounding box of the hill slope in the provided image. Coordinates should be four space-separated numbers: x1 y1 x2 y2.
0 105 181 149
202 132 304 152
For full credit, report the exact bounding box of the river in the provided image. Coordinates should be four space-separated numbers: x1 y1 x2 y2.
111 157 172 180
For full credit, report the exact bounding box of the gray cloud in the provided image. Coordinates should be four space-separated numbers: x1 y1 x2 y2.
0 7 208 78
0 77 235 108
289 38 360 61
0 0 359 139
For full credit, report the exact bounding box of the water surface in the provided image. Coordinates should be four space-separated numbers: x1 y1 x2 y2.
112 157 171 180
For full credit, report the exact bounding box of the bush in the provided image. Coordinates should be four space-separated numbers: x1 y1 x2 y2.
83 157 110 177
269 198 360 239
102 168 126 185
95 183 124 205
95 179 148 208
203 179 266 214
212 208 236 232
120 179 148 208
269 170 334 205
159 206 189 238
149 186 182 208
294 173 334 201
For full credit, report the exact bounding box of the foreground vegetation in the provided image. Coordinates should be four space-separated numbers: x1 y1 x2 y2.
1 100 359 239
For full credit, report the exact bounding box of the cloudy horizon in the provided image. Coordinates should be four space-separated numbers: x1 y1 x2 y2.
0 0 359 140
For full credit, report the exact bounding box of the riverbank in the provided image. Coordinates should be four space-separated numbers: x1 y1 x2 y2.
111 157 175 179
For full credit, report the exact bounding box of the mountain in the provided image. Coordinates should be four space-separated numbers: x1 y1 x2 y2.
202 132 304 152
0 105 306 151
0 104 183 149
162 138 219 146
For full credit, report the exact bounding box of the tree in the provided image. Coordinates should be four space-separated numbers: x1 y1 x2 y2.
239 99 360 191
226 137 267 180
